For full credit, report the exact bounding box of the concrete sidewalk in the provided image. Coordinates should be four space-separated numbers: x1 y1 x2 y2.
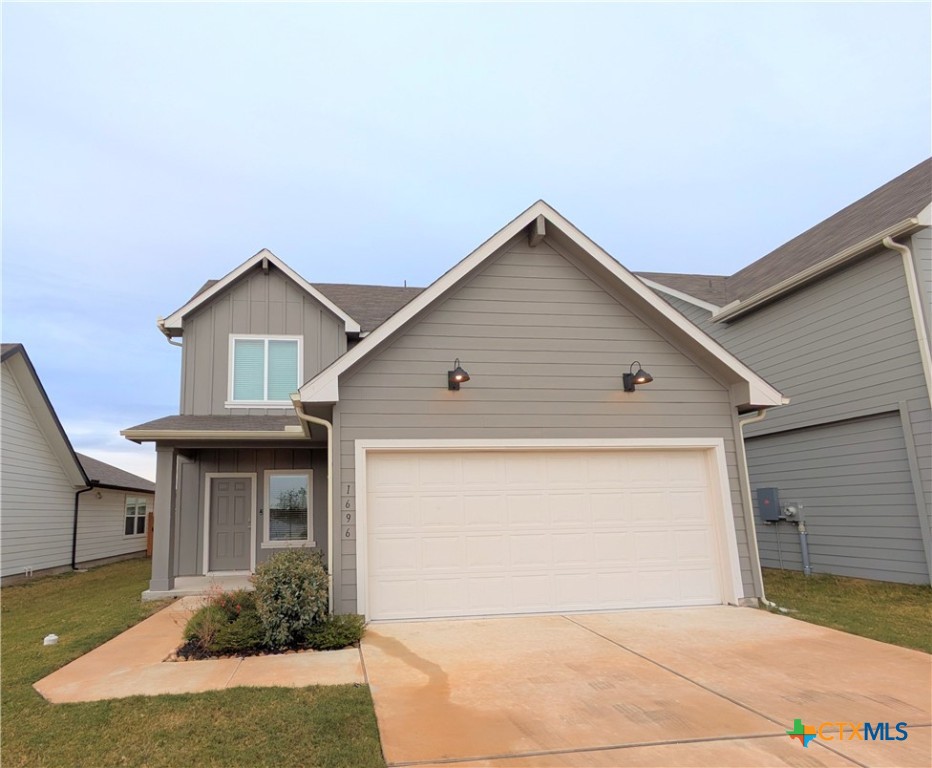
34 597 364 703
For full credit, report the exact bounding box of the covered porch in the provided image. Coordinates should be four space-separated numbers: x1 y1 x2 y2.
122 414 332 601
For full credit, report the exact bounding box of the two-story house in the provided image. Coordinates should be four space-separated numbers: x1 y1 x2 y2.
640 158 931 586
124 202 786 619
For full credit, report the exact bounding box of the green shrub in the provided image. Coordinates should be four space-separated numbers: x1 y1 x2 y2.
183 589 265 655
213 610 265 653
304 614 366 650
182 604 229 654
253 549 329 649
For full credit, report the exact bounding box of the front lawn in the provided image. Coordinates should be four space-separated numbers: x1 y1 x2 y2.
762 568 932 654
1 559 385 768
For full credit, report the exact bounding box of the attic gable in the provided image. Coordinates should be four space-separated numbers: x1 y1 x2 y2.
159 249 360 337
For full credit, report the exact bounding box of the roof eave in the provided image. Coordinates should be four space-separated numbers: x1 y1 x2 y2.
120 428 310 444
713 216 923 323
299 201 786 409
161 249 361 334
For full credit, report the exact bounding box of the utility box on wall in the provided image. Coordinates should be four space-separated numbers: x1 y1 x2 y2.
757 487 782 523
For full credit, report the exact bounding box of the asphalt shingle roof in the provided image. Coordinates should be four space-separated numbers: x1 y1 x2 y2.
124 415 301 432
76 453 155 493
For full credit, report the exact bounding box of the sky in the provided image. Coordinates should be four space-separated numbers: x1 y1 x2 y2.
3 2 930 482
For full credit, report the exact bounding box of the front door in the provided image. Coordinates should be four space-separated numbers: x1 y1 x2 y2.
209 477 252 571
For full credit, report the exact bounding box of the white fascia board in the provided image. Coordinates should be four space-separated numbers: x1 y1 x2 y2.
120 428 309 443
299 200 785 408
712 217 921 323
639 278 721 313
162 249 360 334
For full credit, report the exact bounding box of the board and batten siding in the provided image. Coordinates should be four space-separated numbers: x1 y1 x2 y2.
75 489 152 564
0 365 78 578
331 237 755 614
173 447 325 576
748 413 928 583
654 244 931 583
180 266 347 415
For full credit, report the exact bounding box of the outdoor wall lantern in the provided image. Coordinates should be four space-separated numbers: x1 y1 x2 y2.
623 361 653 392
448 359 471 390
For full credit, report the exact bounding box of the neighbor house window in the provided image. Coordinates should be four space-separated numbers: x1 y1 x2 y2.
264 471 313 547
124 496 147 536
230 336 300 404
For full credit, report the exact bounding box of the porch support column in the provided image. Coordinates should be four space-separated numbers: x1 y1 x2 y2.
149 445 177 592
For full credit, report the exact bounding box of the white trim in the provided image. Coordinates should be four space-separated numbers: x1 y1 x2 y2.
261 469 315 548
228 334 303 405
299 201 784 408
203 473 257 575
888 236 932 410
354 437 745 621
122 494 149 539
162 249 360 334
121 429 308 442
712 217 921 323
639 278 721 313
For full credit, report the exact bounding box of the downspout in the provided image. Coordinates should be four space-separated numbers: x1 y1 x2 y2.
735 408 775 608
290 394 334 613
71 485 95 570
883 237 932 408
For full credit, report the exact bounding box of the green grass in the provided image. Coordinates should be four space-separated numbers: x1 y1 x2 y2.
762 568 932 653
1 559 385 768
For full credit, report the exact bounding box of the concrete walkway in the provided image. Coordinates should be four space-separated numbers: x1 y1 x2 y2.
362 607 932 768
34 597 364 703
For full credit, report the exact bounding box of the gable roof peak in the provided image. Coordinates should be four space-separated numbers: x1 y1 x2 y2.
160 248 361 335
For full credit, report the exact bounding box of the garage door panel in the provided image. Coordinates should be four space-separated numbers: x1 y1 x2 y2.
365 449 725 619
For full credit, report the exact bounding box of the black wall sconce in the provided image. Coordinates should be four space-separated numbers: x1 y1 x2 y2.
623 361 653 392
448 359 470 390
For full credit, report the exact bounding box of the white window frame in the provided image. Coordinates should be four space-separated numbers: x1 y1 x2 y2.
262 469 315 548
123 495 148 538
226 334 303 407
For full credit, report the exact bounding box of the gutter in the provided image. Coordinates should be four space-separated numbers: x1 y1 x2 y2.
121 428 308 444
156 317 182 347
71 486 95 570
713 216 922 323
290 394 335 613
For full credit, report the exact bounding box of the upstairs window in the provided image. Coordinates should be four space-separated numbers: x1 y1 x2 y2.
229 336 301 404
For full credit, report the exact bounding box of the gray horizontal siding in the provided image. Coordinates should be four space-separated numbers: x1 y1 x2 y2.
181 265 346 415
173 447 324 576
748 412 927 584
332 237 754 614
912 228 931 341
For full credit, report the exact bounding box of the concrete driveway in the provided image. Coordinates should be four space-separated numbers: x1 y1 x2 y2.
360 607 931 767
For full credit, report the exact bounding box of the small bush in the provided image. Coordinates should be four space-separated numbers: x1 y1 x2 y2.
213 610 265 653
253 549 329 649
304 614 366 650
182 604 230 655
182 588 265 656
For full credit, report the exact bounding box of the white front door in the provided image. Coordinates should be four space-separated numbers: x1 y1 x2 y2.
364 448 726 620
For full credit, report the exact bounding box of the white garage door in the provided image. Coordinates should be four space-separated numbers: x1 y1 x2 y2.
364 448 726 620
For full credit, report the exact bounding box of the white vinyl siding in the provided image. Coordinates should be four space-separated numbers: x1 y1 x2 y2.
229 336 300 405
77 489 152 563
0 365 77 578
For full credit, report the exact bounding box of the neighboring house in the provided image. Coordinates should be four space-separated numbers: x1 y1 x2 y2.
123 202 787 619
1 343 155 583
639 158 931 586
